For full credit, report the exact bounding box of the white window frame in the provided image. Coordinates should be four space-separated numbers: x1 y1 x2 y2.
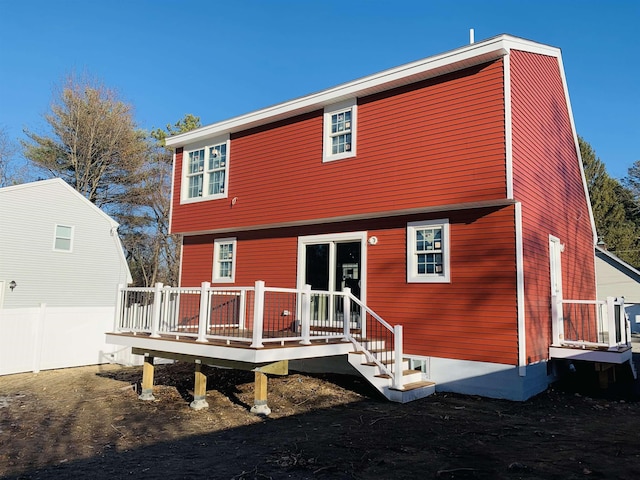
407 219 450 283
213 237 237 283
323 99 357 162
53 224 74 253
181 134 230 204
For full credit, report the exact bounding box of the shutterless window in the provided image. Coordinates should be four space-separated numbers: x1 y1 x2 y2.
183 135 229 202
407 220 450 283
323 99 357 162
54 225 73 252
213 238 236 283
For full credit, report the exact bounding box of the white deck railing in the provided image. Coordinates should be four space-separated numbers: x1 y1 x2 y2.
552 295 631 350
114 281 405 390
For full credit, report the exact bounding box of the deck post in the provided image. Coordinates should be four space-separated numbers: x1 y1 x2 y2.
250 371 271 416
139 354 155 401
606 297 617 349
190 361 209 410
150 282 163 338
393 325 404 390
197 282 210 343
300 284 312 345
251 280 265 348
342 287 351 341
551 294 563 345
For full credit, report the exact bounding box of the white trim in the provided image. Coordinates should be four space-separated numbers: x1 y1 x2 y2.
514 203 526 372
53 224 74 253
169 149 176 234
406 219 450 283
549 235 563 300
180 134 230 204
296 231 368 305
164 36 532 148
504 54 514 200
213 237 237 283
179 198 516 237
323 99 357 162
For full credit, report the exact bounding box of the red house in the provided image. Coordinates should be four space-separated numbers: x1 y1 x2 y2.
108 34 633 407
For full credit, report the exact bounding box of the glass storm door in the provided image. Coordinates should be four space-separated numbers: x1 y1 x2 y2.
302 238 363 325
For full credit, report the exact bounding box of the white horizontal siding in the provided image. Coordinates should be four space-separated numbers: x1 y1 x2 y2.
0 179 130 308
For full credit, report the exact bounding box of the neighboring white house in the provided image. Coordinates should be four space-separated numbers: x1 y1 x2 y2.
0 178 134 375
595 246 640 334
0 178 132 308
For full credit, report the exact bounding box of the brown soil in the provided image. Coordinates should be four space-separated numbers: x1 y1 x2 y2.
1 361 640 480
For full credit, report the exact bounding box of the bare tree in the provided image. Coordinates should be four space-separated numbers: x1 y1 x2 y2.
22 75 147 208
0 126 18 187
120 114 202 286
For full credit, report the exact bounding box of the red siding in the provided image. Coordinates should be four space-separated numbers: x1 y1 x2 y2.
511 50 596 363
181 206 518 365
171 60 506 234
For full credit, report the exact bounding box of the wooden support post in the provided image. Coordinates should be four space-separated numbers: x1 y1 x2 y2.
190 361 209 410
250 371 271 416
139 355 155 401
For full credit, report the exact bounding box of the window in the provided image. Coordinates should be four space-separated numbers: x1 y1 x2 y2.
183 135 229 202
407 219 450 283
323 99 357 162
54 224 74 252
213 238 236 283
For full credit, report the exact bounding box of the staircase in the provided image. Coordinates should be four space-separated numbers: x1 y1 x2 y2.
347 339 436 403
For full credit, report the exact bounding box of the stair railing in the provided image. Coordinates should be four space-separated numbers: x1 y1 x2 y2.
343 288 404 390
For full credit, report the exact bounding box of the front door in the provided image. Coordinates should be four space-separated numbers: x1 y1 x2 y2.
298 232 366 326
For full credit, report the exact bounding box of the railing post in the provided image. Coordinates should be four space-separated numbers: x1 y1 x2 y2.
342 287 351 341
238 290 247 330
620 297 631 346
251 280 265 348
551 294 564 345
605 296 617 349
113 283 124 333
150 282 163 338
197 282 210 343
393 325 404 390
300 284 312 345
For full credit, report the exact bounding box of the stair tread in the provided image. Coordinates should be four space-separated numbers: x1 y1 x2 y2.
389 380 436 392
375 369 421 379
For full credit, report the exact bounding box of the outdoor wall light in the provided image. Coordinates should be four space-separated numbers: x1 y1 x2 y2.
9 280 17 291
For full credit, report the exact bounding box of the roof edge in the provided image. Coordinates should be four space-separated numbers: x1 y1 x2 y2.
166 34 560 148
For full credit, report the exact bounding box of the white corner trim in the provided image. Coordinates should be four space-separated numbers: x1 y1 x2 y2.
515 203 527 369
504 54 514 200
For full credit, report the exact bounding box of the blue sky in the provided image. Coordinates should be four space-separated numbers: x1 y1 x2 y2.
0 0 637 179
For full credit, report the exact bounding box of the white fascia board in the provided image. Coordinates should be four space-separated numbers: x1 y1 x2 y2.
596 246 640 278
165 35 538 148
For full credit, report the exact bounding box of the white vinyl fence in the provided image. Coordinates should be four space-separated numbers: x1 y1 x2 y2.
0 304 138 376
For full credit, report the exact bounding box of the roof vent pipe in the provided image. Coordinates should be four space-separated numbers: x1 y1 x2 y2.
469 28 475 44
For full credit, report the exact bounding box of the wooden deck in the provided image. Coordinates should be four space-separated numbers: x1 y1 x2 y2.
106 330 356 366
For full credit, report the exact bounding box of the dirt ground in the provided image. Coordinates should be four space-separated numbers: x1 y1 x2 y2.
1 360 640 480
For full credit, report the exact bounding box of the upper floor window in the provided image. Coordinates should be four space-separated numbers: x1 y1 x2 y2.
213 237 236 283
323 99 357 162
407 219 450 283
182 135 230 203
54 224 74 252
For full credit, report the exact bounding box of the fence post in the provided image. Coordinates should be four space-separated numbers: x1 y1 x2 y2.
251 280 265 348
393 325 404 390
300 284 312 345
113 283 124 333
551 294 563 345
342 287 351 341
606 296 617 349
197 282 210 343
150 283 163 338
